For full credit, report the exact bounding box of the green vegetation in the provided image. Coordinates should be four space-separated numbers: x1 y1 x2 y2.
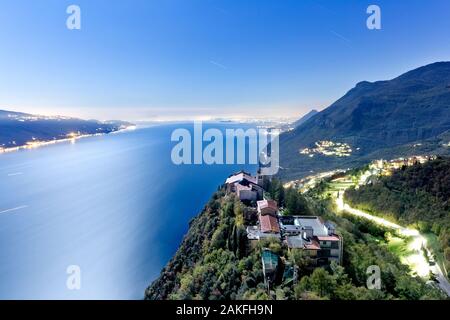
263 177 311 216
345 157 450 275
326 209 444 299
424 233 446 272
387 236 409 257
145 190 269 300
145 179 445 300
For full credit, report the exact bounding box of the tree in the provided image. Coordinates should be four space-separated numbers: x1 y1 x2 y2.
288 249 313 277
310 268 337 298
294 268 337 299
285 187 310 215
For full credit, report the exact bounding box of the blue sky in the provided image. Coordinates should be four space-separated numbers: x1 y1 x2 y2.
0 0 449 121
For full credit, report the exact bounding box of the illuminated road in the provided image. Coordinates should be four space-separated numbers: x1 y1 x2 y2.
335 194 418 237
336 191 450 296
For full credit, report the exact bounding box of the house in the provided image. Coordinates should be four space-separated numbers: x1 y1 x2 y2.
235 184 256 201
259 214 281 234
235 182 264 201
225 171 263 201
257 200 278 216
246 213 281 243
316 235 342 265
286 235 321 250
225 171 258 186
278 216 302 235
246 225 281 244
279 216 328 237
282 216 342 266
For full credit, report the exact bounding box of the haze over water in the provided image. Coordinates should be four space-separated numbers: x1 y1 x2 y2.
0 123 256 299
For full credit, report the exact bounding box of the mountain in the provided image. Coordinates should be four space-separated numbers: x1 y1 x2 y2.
292 109 319 128
279 62 450 179
0 109 133 149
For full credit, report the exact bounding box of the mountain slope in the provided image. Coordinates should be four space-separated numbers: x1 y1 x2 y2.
0 109 132 149
146 181 445 300
345 156 450 276
279 62 450 179
292 109 319 128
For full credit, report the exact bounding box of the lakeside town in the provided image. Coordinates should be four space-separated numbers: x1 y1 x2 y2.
0 132 103 153
0 126 137 154
0 109 136 154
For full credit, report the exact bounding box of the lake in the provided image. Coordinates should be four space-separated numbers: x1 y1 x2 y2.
0 123 256 299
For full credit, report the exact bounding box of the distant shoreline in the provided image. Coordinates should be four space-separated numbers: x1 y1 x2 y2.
0 125 137 154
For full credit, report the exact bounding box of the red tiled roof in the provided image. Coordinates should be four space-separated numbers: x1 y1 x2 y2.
304 239 321 250
257 200 278 211
259 215 280 233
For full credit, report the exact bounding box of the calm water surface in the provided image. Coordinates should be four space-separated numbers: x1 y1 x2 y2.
0 123 256 299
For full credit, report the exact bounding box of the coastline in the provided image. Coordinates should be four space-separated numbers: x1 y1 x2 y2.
0 125 137 154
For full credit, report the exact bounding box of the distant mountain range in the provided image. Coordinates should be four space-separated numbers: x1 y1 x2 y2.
292 109 319 128
0 109 133 149
279 62 450 179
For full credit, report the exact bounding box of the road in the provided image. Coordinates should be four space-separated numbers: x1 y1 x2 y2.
335 190 450 297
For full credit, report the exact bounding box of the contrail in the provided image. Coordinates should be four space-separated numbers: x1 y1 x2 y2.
210 60 227 70
7 172 23 176
0 205 28 215
330 30 352 44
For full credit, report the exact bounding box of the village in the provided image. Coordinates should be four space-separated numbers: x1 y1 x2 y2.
368 155 436 175
300 140 353 157
284 155 437 193
224 170 343 288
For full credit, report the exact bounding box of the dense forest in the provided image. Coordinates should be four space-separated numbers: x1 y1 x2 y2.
345 157 450 276
146 180 445 300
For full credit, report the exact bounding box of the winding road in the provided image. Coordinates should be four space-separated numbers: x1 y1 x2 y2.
335 190 450 297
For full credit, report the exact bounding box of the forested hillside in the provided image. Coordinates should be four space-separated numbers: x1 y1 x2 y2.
146 182 444 300
345 157 450 275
